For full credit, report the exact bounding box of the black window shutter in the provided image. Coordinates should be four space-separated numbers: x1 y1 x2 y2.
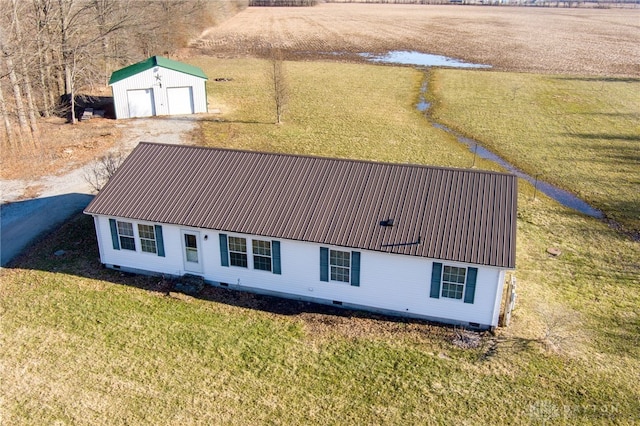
464 267 478 304
219 233 229 267
320 247 329 282
350 251 360 287
430 262 442 298
272 241 281 275
109 219 120 250
155 225 165 257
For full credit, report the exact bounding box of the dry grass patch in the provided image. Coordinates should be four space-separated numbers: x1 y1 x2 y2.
1 117 121 181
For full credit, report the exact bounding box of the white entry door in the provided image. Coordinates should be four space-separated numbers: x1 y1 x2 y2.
181 230 202 273
167 87 194 115
127 88 155 118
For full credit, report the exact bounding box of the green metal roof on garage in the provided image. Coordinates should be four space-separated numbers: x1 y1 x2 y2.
109 56 207 85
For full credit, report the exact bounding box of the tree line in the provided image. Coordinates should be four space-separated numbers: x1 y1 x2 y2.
0 0 246 149
326 0 638 6
250 0 319 5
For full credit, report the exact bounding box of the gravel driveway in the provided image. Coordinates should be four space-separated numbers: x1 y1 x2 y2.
1 116 198 266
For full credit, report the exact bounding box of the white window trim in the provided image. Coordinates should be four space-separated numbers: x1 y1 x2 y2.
228 235 248 268
329 248 351 284
137 222 158 255
116 220 136 251
252 239 272 272
440 264 467 301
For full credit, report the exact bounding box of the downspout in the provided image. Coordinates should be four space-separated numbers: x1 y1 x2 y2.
205 79 208 113
489 269 507 331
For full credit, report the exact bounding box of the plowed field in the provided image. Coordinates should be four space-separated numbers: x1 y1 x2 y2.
195 4 640 76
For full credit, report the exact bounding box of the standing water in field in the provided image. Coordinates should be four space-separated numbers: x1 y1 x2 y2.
360 51 491 68
416 80 604 218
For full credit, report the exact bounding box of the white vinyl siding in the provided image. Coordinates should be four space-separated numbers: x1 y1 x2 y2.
92 216 507 328
111 67 206 119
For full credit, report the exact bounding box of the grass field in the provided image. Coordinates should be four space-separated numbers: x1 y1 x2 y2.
194 58 483 168
428 70 640 233
2 55 639 424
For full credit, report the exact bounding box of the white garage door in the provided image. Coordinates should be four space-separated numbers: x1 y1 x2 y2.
127 89 155 118
167 87 194 115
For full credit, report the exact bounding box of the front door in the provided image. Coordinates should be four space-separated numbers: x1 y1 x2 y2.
181 230 202 273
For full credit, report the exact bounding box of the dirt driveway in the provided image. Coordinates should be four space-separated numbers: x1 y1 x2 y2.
0 116 198 266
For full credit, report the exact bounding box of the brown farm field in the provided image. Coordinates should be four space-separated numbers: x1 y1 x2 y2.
195 4 640 76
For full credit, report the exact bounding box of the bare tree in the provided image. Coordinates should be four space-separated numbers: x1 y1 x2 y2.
0 26 29 140
0 75 13 145
269 48 289 125
12 0 39 142
91 0 139 86
0 0 246 145
56 0 132 123
535 304 582 353
32 0 56 118
84 151 124 192
132 0 224 57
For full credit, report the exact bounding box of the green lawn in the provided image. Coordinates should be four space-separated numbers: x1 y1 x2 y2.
428 70 640 233
1 58 639 424
193 57 497 170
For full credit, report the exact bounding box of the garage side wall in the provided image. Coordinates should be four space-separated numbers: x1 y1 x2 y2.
111 68 207 119
93 216 506 328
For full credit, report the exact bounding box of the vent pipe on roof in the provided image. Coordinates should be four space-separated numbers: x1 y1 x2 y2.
380 219 394 227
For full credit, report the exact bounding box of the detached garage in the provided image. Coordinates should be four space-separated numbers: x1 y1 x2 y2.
109 56 208 119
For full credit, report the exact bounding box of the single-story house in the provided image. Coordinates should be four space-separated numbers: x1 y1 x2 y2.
109 56 208 119
84 143 517 329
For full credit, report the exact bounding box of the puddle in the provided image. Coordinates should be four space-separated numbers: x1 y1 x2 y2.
419 81 604 218
360 51 491 68
417 82 431 112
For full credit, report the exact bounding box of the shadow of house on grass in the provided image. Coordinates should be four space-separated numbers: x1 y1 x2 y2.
4 214 404 319
6 212 502 345
1 193 94 267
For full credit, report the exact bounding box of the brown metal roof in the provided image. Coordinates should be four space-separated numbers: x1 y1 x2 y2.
85 142 517 268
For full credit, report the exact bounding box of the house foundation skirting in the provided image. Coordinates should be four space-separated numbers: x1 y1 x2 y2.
103 263 491 330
